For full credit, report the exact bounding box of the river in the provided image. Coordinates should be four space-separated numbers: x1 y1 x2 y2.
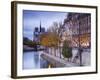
23 51 49 69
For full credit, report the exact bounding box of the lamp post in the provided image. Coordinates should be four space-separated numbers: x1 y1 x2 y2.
78 17 82 66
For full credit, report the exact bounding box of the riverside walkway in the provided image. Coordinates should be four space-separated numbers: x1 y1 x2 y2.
41 52 80 67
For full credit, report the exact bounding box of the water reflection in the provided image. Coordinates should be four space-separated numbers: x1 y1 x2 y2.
23 51 49 69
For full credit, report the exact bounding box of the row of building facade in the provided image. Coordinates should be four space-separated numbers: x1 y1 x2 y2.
62 13 91 48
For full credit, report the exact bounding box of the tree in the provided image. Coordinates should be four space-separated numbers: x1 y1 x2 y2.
62 40 72 61
40 32 60 55
47 22 63 37
40 33 59 47
23 37 37 47
47 22 63 57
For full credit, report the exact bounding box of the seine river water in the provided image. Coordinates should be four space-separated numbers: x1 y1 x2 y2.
23 51 49 69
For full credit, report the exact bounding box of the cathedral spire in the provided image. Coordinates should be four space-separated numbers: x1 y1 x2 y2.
40 21 42 32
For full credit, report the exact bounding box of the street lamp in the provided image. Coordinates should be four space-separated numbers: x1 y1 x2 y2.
78 17 82 66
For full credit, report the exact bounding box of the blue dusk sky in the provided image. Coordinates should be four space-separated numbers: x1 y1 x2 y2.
23 10 67 40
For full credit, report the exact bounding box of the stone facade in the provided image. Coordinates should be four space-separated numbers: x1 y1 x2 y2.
63 13 91 48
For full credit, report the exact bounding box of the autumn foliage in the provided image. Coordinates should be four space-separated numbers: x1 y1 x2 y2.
40 32 60 47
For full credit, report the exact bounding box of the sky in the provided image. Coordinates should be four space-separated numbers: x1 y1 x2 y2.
23 10 67 40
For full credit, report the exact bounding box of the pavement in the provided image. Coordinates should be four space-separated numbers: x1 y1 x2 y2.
41 52 80 67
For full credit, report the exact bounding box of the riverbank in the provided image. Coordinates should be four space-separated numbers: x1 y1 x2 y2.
23 45 45 52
